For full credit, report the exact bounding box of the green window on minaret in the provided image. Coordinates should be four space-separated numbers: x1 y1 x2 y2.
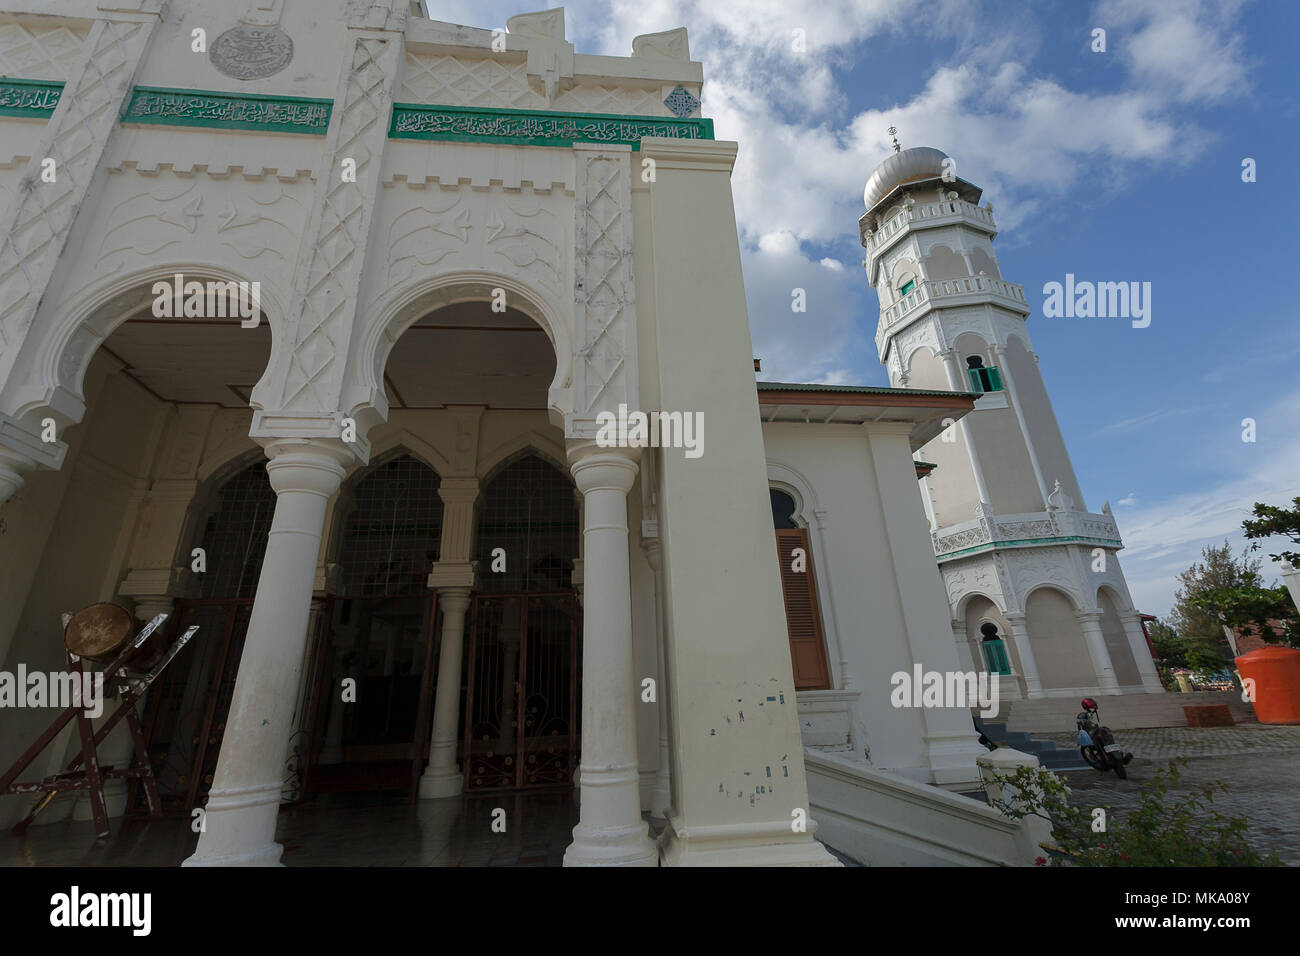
967 365 1004 393
898 278 916 297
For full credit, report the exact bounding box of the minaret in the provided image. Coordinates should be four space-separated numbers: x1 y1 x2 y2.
859 137 1163 700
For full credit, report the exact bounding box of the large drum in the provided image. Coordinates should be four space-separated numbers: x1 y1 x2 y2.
64 602 140 666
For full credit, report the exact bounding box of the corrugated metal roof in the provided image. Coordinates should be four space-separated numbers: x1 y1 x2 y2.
756 381 977 399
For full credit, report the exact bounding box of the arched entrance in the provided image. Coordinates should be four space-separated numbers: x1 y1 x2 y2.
464 453 581 792
301 453 445 796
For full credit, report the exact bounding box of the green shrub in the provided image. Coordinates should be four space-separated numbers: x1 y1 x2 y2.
988 760 1281 866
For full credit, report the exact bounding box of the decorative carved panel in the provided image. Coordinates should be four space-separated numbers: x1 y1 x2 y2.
569 147 635 431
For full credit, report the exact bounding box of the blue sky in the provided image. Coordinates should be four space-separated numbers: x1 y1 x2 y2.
426 0 1300 617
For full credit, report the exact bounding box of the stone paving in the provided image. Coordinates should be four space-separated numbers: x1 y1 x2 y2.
1036 725 1300 865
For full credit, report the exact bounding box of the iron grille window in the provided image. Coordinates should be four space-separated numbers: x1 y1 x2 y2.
476 454 578 593
339 455 443 597
198 462 276 599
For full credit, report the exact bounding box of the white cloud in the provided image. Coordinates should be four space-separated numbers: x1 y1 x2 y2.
1117 493 1138 506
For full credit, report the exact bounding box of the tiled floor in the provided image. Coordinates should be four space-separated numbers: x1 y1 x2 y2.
1 789 582 867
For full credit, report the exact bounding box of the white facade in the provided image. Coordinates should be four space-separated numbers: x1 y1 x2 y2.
0 2 1049 867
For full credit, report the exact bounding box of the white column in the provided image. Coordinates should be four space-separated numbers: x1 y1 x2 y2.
564 443 656 867
1003 612 1044 699
937 348 992 506
1076 609 1120 695
951 619 977 673
1119 611 1165 693
640 538 672 820
184 439 349 867
419 586 472 798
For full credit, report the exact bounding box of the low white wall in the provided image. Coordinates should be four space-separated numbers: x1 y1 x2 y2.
806 749 1046 866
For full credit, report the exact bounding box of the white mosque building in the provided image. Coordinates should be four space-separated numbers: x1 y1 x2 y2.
0 0 1154 867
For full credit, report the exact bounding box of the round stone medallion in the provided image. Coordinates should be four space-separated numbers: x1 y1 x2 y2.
210 25 294 80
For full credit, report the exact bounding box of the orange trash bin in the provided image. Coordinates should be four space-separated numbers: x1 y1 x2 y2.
1235 646 1300 724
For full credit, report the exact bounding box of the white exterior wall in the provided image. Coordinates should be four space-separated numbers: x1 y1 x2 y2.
762 421 983 788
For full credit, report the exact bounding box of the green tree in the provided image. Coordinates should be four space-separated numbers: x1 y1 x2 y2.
1190 584 1300 649
1169 542 1262 672
1145 617 1184 666
1242 496 1300 567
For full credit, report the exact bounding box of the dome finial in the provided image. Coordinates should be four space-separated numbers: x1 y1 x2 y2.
887 126 901 153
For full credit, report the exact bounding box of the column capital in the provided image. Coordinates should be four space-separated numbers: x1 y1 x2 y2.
0 412 66 502
566 441 640 495
438 476 481 503
1074 608 1104 624
261 438 352 496
436 587 472 615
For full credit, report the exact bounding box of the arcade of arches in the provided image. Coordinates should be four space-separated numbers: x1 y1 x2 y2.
0 285 654 858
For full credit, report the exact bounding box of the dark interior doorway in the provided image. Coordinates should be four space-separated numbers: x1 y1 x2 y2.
464 454 581 792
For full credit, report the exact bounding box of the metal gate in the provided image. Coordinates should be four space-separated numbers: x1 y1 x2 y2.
138 598 252 811
463 592 580 791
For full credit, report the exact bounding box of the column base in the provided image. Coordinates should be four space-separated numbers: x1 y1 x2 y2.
648 776 672 821
657 814 839 866
418 769 463 800
563 820 658 867
182 843 285 867
184 781 284 867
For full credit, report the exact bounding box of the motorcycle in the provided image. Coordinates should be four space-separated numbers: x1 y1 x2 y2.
1076 697 1132 778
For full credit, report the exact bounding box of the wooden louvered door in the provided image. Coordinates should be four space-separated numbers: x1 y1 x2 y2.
774 528 832 690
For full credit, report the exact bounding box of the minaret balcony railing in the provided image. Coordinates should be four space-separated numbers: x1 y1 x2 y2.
861 197 997 261
931 509 1123 562
876 275 1030 356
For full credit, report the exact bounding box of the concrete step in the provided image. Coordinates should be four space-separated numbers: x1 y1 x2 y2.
990 690 1257 733
979 721 1091 771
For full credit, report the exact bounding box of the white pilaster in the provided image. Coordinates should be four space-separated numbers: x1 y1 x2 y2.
1003 612 1044 699
1075 609 1120 695
640 537 672 820
937 348 992 507
1119 611 1165 693
990 342 1050 509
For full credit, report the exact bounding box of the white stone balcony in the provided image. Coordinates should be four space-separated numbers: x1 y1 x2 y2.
875 274 1030 356
861 197 997 261
932 508 1123 561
